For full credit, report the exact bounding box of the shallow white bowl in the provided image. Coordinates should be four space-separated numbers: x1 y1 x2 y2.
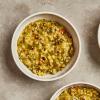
11 12 81 81
50 82 100 100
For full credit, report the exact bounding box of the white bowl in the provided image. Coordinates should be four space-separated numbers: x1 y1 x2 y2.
50 82 100 100
98 24 100 48
11 12 81 81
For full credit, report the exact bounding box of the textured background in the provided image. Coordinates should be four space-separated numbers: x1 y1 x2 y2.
0 0 100 100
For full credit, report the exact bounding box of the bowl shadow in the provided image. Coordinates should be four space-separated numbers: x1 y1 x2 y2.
84 20 100 65
4 27 35 83
83 7 100 66
88 25 100 64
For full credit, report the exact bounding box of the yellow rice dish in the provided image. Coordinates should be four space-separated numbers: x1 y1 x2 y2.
17 19 74 76
56 86 100 100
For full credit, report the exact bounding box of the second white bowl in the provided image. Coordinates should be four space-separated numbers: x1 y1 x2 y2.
50 82 100 100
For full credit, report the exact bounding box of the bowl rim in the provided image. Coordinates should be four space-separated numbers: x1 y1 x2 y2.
98 24 100 48
11 11 81 81
50 81 100 100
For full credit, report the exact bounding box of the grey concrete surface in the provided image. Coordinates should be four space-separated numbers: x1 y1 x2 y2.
0 0 100 100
